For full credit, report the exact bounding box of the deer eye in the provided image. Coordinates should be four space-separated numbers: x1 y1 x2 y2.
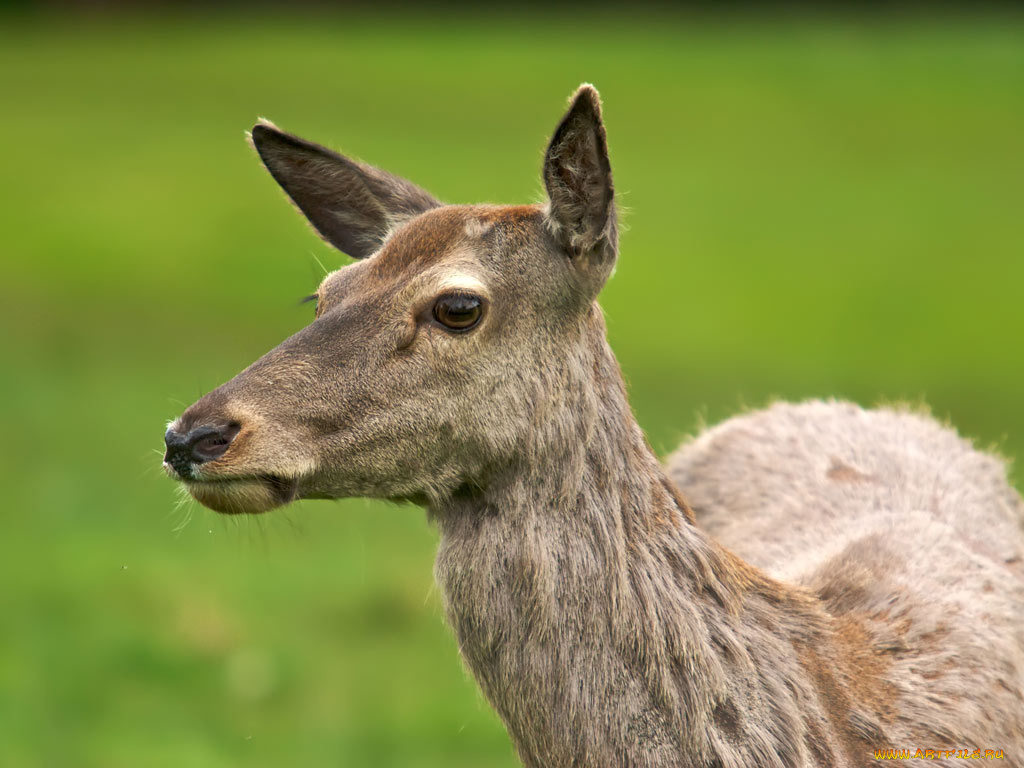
432 293 483 332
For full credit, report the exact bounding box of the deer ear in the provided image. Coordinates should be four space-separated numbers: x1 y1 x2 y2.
250 121 441 260
543 85 617 267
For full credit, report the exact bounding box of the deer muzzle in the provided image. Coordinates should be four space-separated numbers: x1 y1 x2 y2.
163 417 302 514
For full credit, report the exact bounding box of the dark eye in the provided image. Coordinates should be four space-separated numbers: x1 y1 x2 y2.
433 293 483 332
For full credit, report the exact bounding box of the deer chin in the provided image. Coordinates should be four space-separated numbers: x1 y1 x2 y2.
185 475 300 515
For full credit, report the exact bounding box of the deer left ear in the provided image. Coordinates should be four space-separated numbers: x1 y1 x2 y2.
543 84 617 272
250 121 440 260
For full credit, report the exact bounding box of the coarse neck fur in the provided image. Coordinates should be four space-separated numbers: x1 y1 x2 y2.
432 309 879 768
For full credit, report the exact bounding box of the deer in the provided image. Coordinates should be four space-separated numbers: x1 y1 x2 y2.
163 84 1024 767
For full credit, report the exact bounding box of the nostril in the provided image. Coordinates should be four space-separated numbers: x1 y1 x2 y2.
188 422 241 464
192 434 231 461
163 422 241 476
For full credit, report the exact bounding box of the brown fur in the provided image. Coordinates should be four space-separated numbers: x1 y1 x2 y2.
165 85 1024 766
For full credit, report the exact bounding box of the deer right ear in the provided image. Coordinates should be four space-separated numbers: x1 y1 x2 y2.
250 121 441 260
542 85 617 271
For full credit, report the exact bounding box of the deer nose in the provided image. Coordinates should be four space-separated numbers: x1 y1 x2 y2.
164 422 241 477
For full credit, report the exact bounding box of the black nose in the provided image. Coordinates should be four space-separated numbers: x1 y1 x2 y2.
164 422 241 478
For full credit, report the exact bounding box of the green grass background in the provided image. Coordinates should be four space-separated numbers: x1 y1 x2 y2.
2 9 1022 767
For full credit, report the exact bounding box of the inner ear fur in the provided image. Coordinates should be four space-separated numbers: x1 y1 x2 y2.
250 121 441 259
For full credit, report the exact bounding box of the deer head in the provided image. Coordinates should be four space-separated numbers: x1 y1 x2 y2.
164 85 617 514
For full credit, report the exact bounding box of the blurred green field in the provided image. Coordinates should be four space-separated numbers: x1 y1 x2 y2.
1 9 1023 767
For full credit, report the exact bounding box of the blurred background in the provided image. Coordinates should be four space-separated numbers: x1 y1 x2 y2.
2 5 1022 767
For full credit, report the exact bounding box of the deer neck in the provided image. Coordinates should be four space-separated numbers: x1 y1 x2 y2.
431 312 868 767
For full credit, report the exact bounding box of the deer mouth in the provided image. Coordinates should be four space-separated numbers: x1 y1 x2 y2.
184 474 300 515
